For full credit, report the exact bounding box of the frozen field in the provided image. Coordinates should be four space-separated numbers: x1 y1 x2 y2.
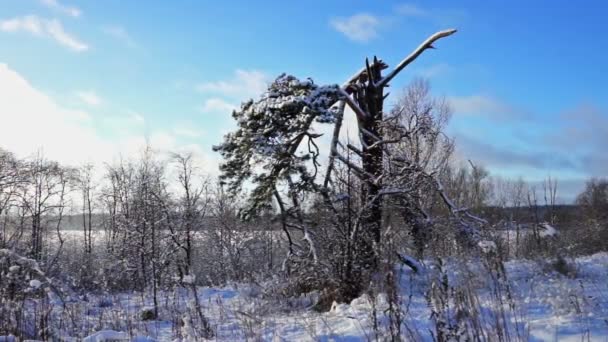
4 252 607 341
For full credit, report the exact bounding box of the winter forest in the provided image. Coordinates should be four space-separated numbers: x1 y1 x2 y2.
2 2 608 342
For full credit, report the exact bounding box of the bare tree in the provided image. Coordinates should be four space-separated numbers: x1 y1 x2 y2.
18 152 71 262
169 152 210 278
543 175 558 224
77 163 95 255
0 149 23 249
576 178 608 220
386 79 454 257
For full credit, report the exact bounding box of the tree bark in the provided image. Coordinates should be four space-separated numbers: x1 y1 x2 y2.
345 59 385 299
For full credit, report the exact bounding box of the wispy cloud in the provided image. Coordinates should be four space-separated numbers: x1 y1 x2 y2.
453 133 583 202
196 69 269 100
451 100 607 201
395 3 468 26
127 110 145 124
449 95 503 115
330 13 381 43
0 15 88 52
330 4 466 43
415 63 451 79
456 134 577 171
40 0 81 18
549 105 608 176
173 124 205 138
0 63 102 165
395 3 428 17
75 90 102 106
0 63 218 175
199 98 237 114
448 95 525 120
196 69 269 118
100 110 146 135
102 25 136 48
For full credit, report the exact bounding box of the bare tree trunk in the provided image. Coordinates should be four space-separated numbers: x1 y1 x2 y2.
347 59 385 298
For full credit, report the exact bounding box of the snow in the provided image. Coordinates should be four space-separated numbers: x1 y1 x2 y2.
82 330 129 342
396 252 423 273
540 222 559 237
29 279 42 289
333 193 350 202
478 240 497 253
131 337 156 342
7 252 608 341
182 274 196 285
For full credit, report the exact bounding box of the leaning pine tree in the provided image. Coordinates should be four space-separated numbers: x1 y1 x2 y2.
215 29 487 303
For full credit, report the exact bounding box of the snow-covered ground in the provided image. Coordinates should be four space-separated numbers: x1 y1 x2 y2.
4 253 608 341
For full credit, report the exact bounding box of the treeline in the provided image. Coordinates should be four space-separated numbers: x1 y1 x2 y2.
0 131 606 339
0 110 605 301
0 147 282 332
1 128 605 295
1 78 607 338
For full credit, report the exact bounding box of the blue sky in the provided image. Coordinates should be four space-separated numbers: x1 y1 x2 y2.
0 0 606 202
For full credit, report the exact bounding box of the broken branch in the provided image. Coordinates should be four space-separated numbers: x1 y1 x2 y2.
376 29 457 89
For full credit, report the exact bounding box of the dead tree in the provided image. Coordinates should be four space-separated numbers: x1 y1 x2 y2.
327 29 458 294
215 29 486 302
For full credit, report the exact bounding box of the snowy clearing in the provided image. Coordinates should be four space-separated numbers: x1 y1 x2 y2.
4 252 606 341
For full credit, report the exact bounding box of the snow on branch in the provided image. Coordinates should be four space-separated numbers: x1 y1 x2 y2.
433 177 483 245
213 74 344 217
377 29 457 89
339 88 369 120
342 59 388 91
0 248 65 305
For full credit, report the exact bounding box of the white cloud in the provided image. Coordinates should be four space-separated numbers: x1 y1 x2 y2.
199 98 237 114
395 3 468 26
395 4 428 17
0 16 88 52
329 5 465 44
173 124 205 138
0 63 217 175
312 105 362 165
1 16 44 35
330 13 380 43
0 63 107 165
99 110 145 137
128 111 145 124
45 19 87 51
448 95 514 117
40 0 81 18
415 63 451 79
102 25 136 48
197 69 269 100
170 143 221 177
75 90 102 106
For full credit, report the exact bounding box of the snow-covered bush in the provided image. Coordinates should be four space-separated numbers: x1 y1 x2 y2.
0 248 60 338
